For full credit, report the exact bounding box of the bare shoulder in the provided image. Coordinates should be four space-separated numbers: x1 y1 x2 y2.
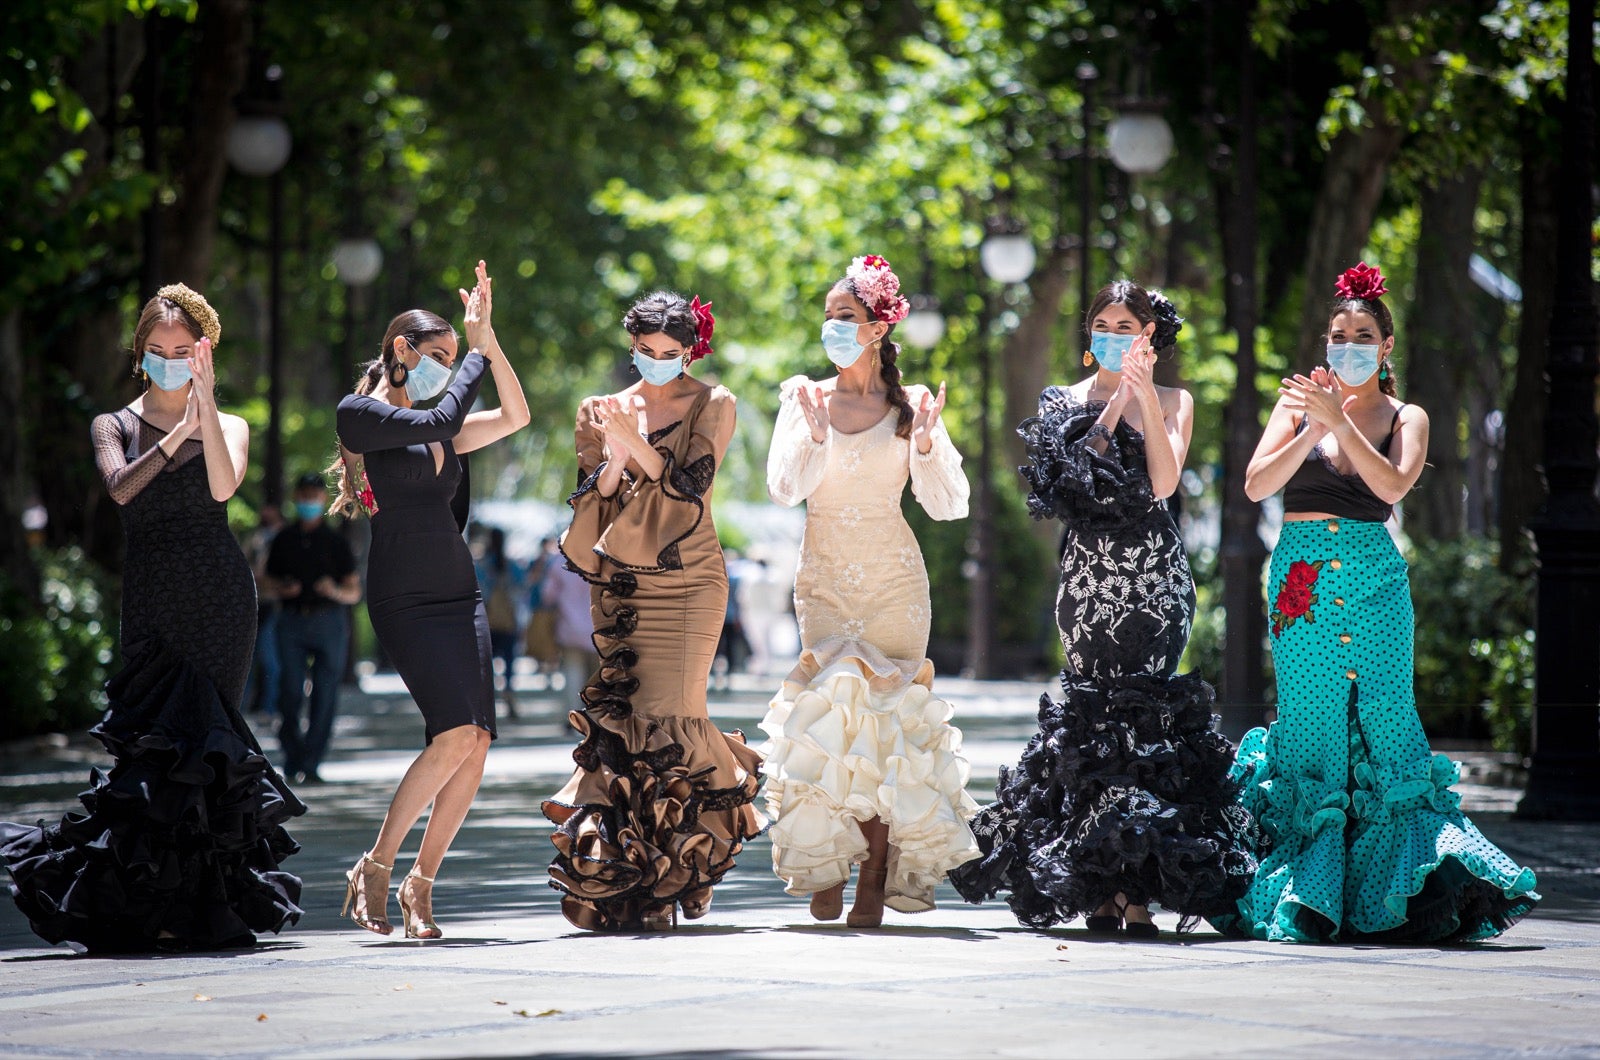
1155 384 1192 413
1397 399 1428 429
220 410 250 435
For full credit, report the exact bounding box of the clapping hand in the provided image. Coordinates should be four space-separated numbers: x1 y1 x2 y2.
910 381 947 453
188 337 217 411
593 393 646 450
796 384 831 443
1280 366 1355 438
460 260 493 350
1119 334 1157 399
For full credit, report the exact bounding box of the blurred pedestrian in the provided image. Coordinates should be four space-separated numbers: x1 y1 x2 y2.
0 284 302 952
542 558 596 710
522 535 562 672
475 526 527 717
268 471 361 784
242 503 286 715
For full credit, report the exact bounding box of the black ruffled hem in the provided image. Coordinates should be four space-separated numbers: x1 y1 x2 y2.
0 639 305 952
1017 389 1157 531
949 669 1257 928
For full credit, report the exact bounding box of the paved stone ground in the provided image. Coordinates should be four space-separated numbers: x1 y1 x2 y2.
2 673 1597 1059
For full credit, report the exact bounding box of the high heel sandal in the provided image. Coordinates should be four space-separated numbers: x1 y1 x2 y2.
810 880 846 922
639 903 678 931
1084 907 1122 935
397 871 444 940
341 852 394 936
846 867 888 929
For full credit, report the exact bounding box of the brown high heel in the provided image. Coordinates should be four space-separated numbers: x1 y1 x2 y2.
846 867 888 928
810 880 846 921
397 870 443 940
341 852 394 936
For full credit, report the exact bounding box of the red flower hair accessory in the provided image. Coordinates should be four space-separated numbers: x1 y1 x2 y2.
845 254 910 325
688 296 715 362
1335 262 1388 301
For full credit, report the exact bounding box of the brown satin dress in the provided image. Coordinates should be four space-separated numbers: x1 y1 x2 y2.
543 385 765 930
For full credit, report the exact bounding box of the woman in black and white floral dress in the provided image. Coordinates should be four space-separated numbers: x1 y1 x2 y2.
949 281 1256 937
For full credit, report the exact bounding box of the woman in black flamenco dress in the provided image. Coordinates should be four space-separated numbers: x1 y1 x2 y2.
0 286 304 952
949 282 1255 936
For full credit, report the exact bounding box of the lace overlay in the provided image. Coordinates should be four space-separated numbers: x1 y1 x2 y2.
949 386 1256 927
0 408 304 951
760 375 978 911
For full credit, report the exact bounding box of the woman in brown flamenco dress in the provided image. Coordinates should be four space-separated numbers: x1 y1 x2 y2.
543 291 764 931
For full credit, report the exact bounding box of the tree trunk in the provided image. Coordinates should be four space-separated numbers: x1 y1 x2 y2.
1405 170 1483 542
1499 102 1561 571
1001 244 1073 477
159 0 251 285
1290 0 1434 369
0 311 37 599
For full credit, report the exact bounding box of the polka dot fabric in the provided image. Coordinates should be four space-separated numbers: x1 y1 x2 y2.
1213 518 1539 942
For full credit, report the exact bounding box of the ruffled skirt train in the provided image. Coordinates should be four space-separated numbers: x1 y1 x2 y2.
759 639 979 913
0 640 305 952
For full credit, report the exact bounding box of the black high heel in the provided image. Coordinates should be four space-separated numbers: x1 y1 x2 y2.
1119 897 1159 940
1084 913 1122 934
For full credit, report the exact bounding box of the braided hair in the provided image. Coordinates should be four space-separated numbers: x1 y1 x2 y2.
832 277 913 439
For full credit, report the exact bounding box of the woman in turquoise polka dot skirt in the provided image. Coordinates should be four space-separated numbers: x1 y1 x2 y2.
1214 263 1539 943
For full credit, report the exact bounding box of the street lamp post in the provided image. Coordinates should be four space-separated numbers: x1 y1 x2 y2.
225 58 291 509
1517 0 1600 820
969 217 1037 679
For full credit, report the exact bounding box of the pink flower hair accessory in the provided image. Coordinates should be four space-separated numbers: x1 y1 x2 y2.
688 296 715 362
845 254 910 325
1335 261 1389 301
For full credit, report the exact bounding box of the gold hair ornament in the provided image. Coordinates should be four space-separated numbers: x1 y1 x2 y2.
155 283 222 345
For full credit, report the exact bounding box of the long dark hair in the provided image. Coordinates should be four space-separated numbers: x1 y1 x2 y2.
1326 296 1398 397
832 277 913 439
327 309 458 517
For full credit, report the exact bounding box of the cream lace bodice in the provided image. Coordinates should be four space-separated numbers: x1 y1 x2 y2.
766 375 969 664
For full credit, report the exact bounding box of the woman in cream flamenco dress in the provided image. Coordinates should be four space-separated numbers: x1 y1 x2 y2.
760 255 979 927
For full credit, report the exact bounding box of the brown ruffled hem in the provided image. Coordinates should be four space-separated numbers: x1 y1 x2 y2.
542 709 765 931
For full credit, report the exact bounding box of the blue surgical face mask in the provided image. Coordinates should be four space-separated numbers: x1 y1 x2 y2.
632 349 685 386
142 351 192 391
295 500 323 522
1326 342 1381 386
1089 331 1137 373
821 319 867 369
404 342 453 402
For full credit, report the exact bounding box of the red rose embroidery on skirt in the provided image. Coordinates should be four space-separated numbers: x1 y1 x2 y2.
1270 559 1324 637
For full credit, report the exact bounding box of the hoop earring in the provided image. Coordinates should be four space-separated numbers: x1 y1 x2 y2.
388 361 409 388
1083 350 1094 367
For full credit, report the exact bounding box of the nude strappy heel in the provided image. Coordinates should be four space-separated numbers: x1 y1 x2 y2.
397 870 443 940
342 852 394 936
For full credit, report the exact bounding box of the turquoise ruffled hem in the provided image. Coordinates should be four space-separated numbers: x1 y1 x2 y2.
1212 725 1539 943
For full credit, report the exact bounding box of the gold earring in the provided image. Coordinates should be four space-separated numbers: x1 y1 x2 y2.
1083 350 1093 367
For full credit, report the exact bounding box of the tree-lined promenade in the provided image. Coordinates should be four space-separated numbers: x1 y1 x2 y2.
2 1 1596 802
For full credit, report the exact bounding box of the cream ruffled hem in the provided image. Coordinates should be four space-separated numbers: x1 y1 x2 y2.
758 647 979 913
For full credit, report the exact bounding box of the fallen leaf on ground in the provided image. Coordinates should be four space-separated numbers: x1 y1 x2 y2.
1056 944 1069 950
256 1014 268 1022
535 1009 561 1018
193 994 212 1002
393 984 412 991
492 1000 507 1006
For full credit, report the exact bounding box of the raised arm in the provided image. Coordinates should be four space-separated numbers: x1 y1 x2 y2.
767 377 831 507
1244 396 1319 502
336 351 489 454
452 262 531 455
1333 403 1429 504
907 383 969 520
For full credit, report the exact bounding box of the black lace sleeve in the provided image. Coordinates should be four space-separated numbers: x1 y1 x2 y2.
1016 386 1155 529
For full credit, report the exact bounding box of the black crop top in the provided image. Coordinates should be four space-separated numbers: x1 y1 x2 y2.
1281 407 1403 522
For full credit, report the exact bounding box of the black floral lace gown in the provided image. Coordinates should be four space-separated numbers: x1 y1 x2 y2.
949 387 1256 928
0 409 304 952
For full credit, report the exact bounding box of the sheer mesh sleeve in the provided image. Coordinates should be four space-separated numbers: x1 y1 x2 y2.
1016 385 1154 530
92 411 169 506
766 376 831 508
907 393 970 521
335 352 488 454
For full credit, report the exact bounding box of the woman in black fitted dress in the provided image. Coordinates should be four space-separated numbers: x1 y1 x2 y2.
0 284 304 952
330 262 529 939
